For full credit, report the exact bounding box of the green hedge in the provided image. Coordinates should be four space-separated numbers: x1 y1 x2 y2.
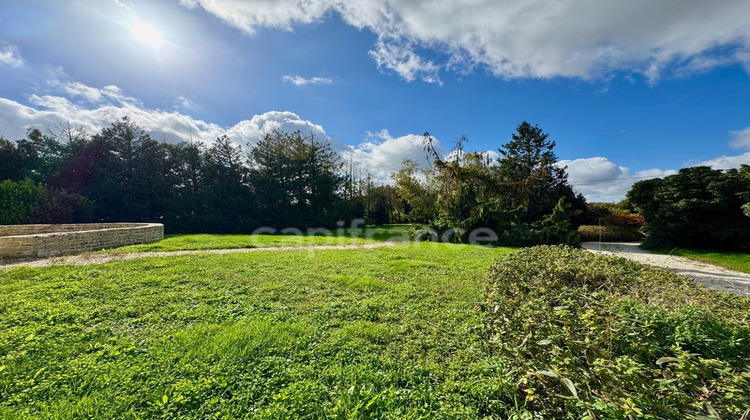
0 179 92 224
481 245 750 419
578 224 643 242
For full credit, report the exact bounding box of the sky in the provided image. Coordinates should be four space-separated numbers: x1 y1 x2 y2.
1 1 750 202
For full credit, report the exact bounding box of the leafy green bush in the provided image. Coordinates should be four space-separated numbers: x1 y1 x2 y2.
578 224 643 242
0 179 92 224
496 224 544 247
481 246 750 419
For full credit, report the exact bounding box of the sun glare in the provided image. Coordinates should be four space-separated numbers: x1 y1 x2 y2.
129 20 165 49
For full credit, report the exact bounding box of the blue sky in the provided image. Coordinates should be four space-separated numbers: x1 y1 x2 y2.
2 0 750 201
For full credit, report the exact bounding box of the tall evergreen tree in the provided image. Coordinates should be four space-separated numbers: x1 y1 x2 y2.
248 131 343 228
497 121 585 224
202 135 255 232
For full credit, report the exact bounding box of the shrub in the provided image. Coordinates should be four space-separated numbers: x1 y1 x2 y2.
0 179 92 224
496 224 543 247
583 203 646 243
578 224 643 242
481 246 750 419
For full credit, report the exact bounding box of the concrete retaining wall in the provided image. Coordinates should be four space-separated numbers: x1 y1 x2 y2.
0 223 164 259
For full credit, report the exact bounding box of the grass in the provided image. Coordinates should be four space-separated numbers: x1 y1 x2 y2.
105 224 416 253
650 247 750 274
0 242 518 419
3 235 748 418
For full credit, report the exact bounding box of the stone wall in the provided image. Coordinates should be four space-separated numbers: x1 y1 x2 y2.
0 223 164 260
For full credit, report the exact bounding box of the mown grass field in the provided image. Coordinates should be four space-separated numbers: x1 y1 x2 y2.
2 230 749 418
1 242 518 419
105 225 414 253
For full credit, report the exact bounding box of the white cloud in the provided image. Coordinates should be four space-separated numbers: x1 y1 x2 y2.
178 0 198 9
180 0 328 34
729 127 750 150
179 0 750 82
342 130 439 179
0 82 342 150
226 110 331 147
0 85 224 143
696 153 750 170
61 82 130 104
175 96 196 111
282 75 333 86
559 157 677 202
369 38 442 84
0 45 24 67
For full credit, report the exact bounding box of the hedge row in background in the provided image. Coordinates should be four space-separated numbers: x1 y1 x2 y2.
578 225 643 242
482 246 750 419
578 202 646 242
0 179 92 225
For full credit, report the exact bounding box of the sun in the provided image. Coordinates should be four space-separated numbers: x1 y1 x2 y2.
129 20 165 49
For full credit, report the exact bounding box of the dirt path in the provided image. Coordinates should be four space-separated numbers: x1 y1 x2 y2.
0 242 401 270
582 242 750 296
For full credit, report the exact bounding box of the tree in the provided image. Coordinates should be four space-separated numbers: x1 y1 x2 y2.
391 159 437 224
422 134 526 242
248 131 344 228
627 165 750 250
364 185 399 225
80 117 172 222
497 121 585 224
0 138 29 181
200 135 255 232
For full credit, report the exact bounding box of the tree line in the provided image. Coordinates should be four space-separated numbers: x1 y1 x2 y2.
627 165 750 251
1 117 587 244
392 122 586 244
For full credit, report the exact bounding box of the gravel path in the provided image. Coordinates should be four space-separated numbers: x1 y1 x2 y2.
0 242 401 270
582 242 750 296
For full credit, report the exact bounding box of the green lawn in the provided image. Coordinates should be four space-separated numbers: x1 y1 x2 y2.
105 224 416 253
651 247 750 274
0 242 518 419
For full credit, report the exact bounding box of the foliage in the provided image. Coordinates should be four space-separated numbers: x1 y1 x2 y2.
79 117 173 222
481 245 750 419
390 159 437 224
495 224 544 247
579 202 647 242
578 224 643 242
0 243 520 419
423 135 526 242
497 122 586 225
586 202 646 229
0 179 92 224
0 119 365 233
418 126 585 245
1 117 587 239
628 165 750 251
248 130 344 228
532 197 582 247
